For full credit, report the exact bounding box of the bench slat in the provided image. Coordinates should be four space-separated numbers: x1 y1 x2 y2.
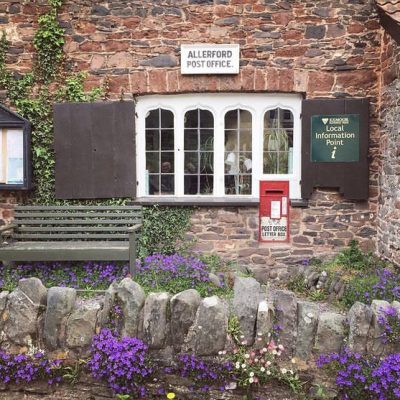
13 219 140 225
15 212 141 219
18 226 132 232
14 234 129 240
15 205 141 211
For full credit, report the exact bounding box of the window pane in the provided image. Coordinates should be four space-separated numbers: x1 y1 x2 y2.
161 175 174 194
224 109 252 195
145 130 159 151
161 129 174 150
263 108 293 174
146 152 159 173
184 129 198 151
145 108 175 195
184 109 214 195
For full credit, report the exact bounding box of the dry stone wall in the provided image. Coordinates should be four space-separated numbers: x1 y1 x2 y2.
0 276 398 362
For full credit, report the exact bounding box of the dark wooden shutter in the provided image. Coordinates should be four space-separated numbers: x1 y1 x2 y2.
301 98 369 200
54 101 136 199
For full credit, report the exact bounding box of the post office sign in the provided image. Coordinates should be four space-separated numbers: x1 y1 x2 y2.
181 44 240 75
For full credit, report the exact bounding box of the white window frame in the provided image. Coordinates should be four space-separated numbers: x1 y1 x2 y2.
136 93 302 199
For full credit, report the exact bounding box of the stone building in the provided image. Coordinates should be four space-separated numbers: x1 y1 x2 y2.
0 0 399 273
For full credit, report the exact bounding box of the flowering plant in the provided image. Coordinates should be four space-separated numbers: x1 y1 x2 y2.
176 353 234 393
317 348 400 400
0 351 63 385
134 253 225 296
88 328 153 398
231 338 301 392
378 305 400 344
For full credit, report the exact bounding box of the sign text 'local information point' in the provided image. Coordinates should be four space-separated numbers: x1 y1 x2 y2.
181 44 240 75
311 114 360 162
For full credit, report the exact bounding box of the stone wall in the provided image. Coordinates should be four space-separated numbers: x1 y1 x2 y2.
188 189 376 273
376 32 400 265
0 276 398 361
0 0 386 264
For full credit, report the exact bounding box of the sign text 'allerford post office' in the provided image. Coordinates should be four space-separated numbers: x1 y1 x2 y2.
181 44 240 75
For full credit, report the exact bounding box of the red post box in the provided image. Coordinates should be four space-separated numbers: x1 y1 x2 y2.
259 181 290 242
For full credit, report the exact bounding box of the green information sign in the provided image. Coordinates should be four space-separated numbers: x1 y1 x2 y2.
311 114 360 162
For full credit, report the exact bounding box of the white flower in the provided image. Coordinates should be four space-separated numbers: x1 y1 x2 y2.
272 350 277 355
278 344 284 350
289 369 294 375
281 368 287 374
235 362 240 369
262 347 268 353
249 372 254 377
260 367 265 372
249 377 254 384
257 332 262 336
266 361 271 366
244 353 250 359
241 363 246 369
291 358 296 364
266 370 271 375
240 335 245 339
254 358 259 363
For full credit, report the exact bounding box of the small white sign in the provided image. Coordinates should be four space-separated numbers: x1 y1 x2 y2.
181 44 240 75
260 217 288 241
271 201 281 219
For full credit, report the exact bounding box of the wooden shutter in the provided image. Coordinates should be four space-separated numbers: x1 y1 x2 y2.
54 101 136 199
301 98 369 200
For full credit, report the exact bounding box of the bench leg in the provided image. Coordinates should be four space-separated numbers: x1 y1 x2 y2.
129 231 137 277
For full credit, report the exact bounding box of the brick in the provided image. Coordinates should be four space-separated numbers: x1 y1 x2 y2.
308 71 334 93
148 69 167 93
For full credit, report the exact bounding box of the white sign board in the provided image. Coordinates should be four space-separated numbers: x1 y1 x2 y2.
181 44 240 75
260 217 288 241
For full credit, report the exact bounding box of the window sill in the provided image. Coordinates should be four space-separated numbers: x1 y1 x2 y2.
131 197 260 207
131 197 309 207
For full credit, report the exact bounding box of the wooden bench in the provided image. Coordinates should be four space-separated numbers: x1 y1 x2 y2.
0 205 142 275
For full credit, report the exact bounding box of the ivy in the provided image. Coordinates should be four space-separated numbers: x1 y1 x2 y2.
139 206 193 257
0 0 194 256
33 2 64 83
0 1 104 205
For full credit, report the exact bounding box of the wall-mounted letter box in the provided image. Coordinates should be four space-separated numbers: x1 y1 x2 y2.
259 181 289 242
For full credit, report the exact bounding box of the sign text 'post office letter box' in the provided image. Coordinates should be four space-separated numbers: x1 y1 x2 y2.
259 181 289 243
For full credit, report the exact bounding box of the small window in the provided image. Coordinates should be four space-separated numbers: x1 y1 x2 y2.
184 109 214 195
263 108 294 174
0 128 24 185
145 108 174 195
224 109 252 195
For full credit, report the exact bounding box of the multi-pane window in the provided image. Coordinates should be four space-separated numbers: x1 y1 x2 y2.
184 109 214 195
0 128 24 185
137 94 302 199
145 108 174 195
263 108 294 174
224 109 252 195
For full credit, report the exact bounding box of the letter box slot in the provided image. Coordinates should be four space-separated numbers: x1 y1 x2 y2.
259 181 289 243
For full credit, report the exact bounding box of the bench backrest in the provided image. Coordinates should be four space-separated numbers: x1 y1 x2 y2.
12 205 142 242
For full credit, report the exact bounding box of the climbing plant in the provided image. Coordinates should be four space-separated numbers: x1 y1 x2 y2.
0 0 194 255
0 0 104 205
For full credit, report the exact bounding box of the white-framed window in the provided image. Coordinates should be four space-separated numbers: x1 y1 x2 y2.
0 128 24 185
136 93 302 199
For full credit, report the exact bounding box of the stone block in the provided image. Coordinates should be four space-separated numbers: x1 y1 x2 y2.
347 302 373 354
296 301 320 359
315 312 346 354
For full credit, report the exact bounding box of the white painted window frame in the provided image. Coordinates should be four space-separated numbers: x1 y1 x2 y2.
136 93 302 199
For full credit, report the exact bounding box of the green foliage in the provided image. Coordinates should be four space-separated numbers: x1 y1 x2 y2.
287 274 308 294
308 289 327 302
138 205 193 257
340 273 380 308
335 240 374 271
0 1 106 205
33 8 64 83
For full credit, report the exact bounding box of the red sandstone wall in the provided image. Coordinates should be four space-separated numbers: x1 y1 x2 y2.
0 0 386 264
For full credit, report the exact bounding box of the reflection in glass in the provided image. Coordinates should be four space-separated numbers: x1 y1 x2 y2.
263 108 293 174
224 109 252 195
184 109 214 195
145 108 175 195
